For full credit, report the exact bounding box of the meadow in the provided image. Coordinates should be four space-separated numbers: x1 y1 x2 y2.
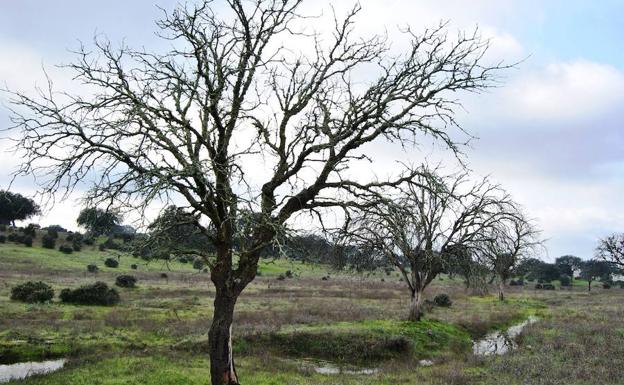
1 239 624 385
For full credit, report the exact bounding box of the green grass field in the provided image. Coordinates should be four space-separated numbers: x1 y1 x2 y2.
1 240 624 385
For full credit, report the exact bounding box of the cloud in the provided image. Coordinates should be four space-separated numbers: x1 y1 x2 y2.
500 60 624 122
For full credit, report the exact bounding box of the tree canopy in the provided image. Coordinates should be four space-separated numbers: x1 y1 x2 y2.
76 207 122 236
0 190 40 226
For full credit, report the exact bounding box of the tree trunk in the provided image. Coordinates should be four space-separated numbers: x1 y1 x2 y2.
408 290 423 321
209 290 239 385
498 278 505 301
588 280 592 292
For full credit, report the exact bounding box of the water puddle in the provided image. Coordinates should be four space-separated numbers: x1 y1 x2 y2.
0 359 66 383
473 316 539 356
302 360 379 375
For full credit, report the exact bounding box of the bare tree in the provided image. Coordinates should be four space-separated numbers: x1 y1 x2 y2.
4 1 509 383
478 211 540 301
342 167 514 321
596 233 624 269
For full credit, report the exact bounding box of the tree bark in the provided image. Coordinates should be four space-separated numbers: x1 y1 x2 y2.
408 290 423 321
498 278 505 301
209 289 239 385
588 280 592 292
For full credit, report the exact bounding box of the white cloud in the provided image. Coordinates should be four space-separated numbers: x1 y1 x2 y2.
499 60 624 122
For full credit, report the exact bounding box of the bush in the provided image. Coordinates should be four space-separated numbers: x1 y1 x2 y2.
23 236 33 247
0 235 6 243
23 224 37 237
130 264 138 270
542 284 556 290
10 281 54 303
433 293 452 307
534 283 543 290
83 237 95 246
87 264 99 273
285 270 294 278
98 243 107 251
193 259 204 270
603 282 612 289
42 234 56 249
72 242 82 252
59 244 73 254
276 274 286 280
47 228 59 239
115 275 137 288
104 258 119 268
160 273 168 279
559 274 572 287
59 282 120 306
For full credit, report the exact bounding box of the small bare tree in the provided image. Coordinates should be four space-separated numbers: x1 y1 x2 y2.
478 211 539 301
596 233 624 269
343 167 515 321
4 1 509 383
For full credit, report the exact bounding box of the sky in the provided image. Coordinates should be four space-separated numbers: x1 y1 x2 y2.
0 0 623 260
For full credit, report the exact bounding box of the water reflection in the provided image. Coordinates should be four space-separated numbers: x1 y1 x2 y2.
473 316 539 356
0 359 66 383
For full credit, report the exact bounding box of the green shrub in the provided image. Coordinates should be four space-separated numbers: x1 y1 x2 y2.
59 282 120 306
193 259 204 270
42 234 56 249
47 228 59 239
59 244 73 254
534 283 543 289
10 281 54 303
433 293 452 307
83 237 95 246
104 258 119 268
130 264 138 270
23 224 37 237
542 283 556 290
115 275 137 288
87 264 99 273
23 236 33 247
603 282 612 289
0 235 6 243
559 274 572 287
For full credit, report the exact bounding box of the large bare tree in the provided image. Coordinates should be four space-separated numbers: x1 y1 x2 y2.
342 167 515 321
596 233 624 269
4 1 508 383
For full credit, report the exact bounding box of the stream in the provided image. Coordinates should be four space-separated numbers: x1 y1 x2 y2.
473 315 539 356
0 359 66 383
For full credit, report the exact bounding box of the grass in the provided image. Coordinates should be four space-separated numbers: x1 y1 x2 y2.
2 240 624 384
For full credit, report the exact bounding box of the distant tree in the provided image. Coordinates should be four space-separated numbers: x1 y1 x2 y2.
480 211 540 301
343 168 517 321
596 233 624 269
77 208 121 236
0 190 40 226
580 259 613 291
138 205 213 260
555 255 583 279
446 244 490 295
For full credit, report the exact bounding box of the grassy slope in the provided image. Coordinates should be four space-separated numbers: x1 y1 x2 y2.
2 241 623 385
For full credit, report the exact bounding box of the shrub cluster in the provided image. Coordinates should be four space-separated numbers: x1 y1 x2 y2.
11 281 55 303
559 275 572 287
535 283 556 290
104 258 119 268
0 235 6 243
193 259 204 270
509 279 524 286
433 293 452 307
130 264 138 270
87 264 99 273
115 275 137 288
42 234 56 249
59 244 74 254
59 282 120 306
